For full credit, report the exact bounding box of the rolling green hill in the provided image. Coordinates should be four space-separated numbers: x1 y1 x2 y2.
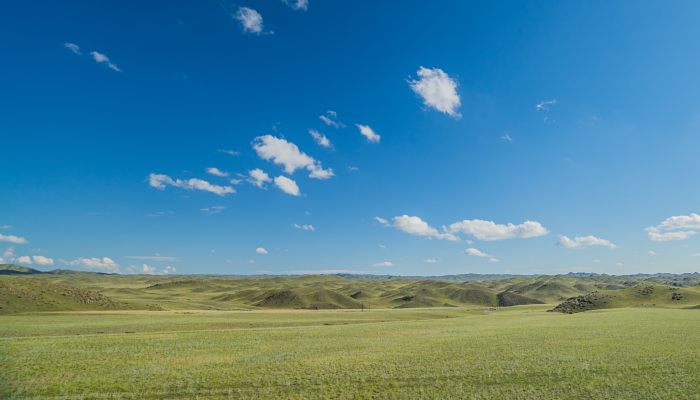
0 276 132 313
0 264 43 275
550 283 700 313
2 272 699 314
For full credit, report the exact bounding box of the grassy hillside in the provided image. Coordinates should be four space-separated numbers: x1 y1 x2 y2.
550 283 700 313
0 276 134 313
2 272 700 314
2 307 699 398
0 264 43 275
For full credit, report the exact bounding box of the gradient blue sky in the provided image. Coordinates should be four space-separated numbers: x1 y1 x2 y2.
2 1 700 275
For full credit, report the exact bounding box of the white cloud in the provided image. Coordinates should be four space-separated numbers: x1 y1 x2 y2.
319 110 344 128
536 99 557 111
90 51 120 72
255 247 268 255
308 165 334 179
649 250 658 256
646 213 700 241
145 211 174 218
235 7 264 34
65 257 120 273
465 248 499 262
392 215 458 241
657 213 700 230
148 173 235 196
283 0 308 10
252 135 314 173
0 234 28 244
200 206 226 215
373 261 394 267
309 129 332 148
206 167 229 177
558 235 616 249
64 42 81 55
274 176 301 196
374 216 389 226
408 67 461 117
0 247 16 263
141 264 157 274
135 263 175 275
17 255 33 264
423 258 439 264
125 255 179 262
448 219 549 241
646 227 696 241
500 133 513 142
0 225 12 229
218 149 239 156
248 168 272 188
253 135 333 179
32 256 54 266
293 224 315 231
355 124 380 143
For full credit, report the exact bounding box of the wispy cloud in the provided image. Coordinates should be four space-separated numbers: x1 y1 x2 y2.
500 133 513 142
218 149 239 156
63 42 81 55
408 66 461 118
200 206 226 215
319 110 344 128
558 235 617 249
465 247 498 262
309 129 332 148
374 216 389 226
355 124 380 143
125 255 179 262
148 173 235 196
373 261 394 267
235 7 265 34
90 51 121 72
255 247 268 255
145 211 174 218
283 0 308 11
535 99 557 111
293 223 315 231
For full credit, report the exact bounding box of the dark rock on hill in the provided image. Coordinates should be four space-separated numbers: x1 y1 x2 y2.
549 292 610 314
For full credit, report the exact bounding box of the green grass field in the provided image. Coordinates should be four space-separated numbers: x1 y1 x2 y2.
2 306 700 399
3 269 700 398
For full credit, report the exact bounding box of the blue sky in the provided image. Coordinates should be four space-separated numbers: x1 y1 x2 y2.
2 1 700 275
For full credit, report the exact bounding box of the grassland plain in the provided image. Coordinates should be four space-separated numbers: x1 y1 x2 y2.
2 307 700 399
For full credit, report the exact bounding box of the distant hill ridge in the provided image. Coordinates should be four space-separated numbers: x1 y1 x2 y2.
2 270 700 314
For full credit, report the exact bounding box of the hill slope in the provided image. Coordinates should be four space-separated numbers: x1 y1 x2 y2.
0 277 133 313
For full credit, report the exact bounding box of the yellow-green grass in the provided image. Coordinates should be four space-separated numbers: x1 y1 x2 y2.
2 307 699 399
